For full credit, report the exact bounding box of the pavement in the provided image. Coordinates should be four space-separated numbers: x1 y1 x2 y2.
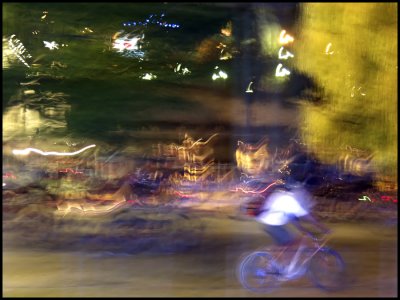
3 214 397 297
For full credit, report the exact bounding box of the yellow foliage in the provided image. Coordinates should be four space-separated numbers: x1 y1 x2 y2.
293 3 397 183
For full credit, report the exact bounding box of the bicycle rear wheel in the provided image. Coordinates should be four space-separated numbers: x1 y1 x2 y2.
238 251 281 293
307 247 346 291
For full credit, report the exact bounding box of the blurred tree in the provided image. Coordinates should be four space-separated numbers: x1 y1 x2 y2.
292 3 397 188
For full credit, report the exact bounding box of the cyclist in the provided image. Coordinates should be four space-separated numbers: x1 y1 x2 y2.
255 183 330 265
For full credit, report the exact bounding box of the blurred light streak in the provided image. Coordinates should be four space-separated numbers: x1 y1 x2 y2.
141 73 157 80
174 63 181 72
59 168 84 175
325 42 334 55
12 144 96 156
212 70 228 80
245 81 254 93
23 90 36 95
184 161 214 175
8 35 31 68
122 13 180 29
351 86 366 97
82 27 93 33
3 172 17 179
174 63 191 75
221 21 232 37
43 41 59 50
279 30 294 44
358 195 397 204
173 190 197 198
275 63 290 77
112 34 142 52
179 133 219 150
231 181 277 194
358 195 372 202
278 47 294 59
20 78 40 86
236 138 270 176
56 200 126 217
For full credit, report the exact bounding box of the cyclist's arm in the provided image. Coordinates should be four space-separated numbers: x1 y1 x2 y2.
299 213 330 234
289 214 314 236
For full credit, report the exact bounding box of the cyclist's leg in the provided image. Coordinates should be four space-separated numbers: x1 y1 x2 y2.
264 224 298 247
264 224 301 272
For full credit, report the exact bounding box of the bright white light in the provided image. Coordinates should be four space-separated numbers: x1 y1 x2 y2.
175 63 191 75
3 183 6 187
325 43 334 55
43 41 59 50
12 144 96 156
219 70 227 79
141 73 156 80
275 63 291 77
112 34 142 52
8 35 31 68
212 70 228 80
174 63 181 72
279 30 294 44
246 81 254 93
278 47 294 59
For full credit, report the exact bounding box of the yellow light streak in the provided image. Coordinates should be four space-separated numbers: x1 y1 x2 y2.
325 42 334 55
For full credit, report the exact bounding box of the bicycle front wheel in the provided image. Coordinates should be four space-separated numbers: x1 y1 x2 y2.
308 247 346 291
238 251 281 293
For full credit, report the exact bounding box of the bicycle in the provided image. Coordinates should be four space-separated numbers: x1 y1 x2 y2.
237 232 346 293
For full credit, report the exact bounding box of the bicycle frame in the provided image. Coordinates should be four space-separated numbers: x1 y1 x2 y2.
238 233 345 293
270 234 330 279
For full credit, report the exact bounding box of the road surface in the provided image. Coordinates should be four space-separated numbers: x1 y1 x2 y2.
3 212 397 297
